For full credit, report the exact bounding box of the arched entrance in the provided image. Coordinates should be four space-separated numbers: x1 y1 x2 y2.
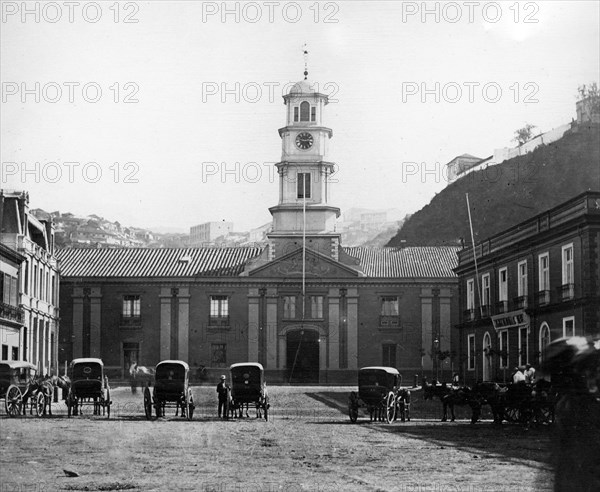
482 332 492 381
286 329 320 383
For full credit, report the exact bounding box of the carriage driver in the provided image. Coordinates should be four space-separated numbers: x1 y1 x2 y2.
524 363 536 384
217 375 228 419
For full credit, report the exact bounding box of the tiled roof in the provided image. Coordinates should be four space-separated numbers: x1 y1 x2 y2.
56 245 460 279
56 247 263 278
342 246 460 278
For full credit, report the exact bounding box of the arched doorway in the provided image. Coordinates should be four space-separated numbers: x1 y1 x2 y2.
482 332 492 381
286 329 319 383
539 323 551 364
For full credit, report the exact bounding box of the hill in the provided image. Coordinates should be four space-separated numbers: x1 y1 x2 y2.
387 126 600 247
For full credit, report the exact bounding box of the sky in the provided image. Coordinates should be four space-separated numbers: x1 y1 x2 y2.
1 1 599 232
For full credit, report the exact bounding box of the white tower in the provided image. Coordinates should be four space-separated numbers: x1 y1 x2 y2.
267 61 341 260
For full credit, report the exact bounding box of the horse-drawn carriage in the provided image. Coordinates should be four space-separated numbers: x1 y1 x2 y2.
66 358 112 417
143 360 195 420
348 367 410 423
0 360 45 417
487 380 556 425
227 362 269 420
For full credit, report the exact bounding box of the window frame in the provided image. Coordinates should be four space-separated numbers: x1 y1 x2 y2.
466 278 475 311
282 295 296 320
517 260 528 298
498 267 508 302
499 329 509 368
481 273 491 309
297 172 311 199
538 252 550 291
122 294 141 319
382 343 397 367
562 316 575 337
467 334 475 371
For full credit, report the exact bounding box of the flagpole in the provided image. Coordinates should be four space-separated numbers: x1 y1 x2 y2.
466 193 483 319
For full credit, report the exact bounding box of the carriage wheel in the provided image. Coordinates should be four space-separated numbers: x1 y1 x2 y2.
385 392 396 424
105 389 111 419
505 407 520 423
186 389 194 421
5 385 22 417
143 387 152 420
66 390 73 417
35 392 45 417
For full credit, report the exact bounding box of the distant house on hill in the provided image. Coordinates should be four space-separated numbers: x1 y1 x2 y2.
445 154 484 182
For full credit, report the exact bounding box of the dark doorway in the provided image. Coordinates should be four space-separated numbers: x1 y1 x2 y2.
287 330 319 383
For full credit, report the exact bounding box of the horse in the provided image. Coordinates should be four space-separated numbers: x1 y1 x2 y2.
395 388 411 422
422 379 482 423
129 363 155 393
540 336 600 491
25 375 56 416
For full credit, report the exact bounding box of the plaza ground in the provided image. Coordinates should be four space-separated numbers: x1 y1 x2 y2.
0 386 553 491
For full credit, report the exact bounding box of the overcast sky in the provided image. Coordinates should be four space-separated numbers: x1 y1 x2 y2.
2 1 598 232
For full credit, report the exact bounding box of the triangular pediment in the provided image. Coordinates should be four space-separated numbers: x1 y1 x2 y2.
248 247 361 278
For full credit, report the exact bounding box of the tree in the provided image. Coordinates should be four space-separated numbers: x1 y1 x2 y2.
577 82 600 120
512 123 537 146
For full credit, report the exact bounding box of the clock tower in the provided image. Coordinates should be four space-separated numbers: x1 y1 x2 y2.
267 70 341 260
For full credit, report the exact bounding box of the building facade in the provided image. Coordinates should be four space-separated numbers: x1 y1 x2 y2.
58 75 460 383
0 190 60 374
190 222 234 245
455 192 600 384
1 242 25 360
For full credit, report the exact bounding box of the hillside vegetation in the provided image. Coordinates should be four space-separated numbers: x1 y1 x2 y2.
387 127 600 247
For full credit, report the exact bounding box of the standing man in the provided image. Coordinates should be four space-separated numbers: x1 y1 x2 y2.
524 363 536 384
217 374 228 419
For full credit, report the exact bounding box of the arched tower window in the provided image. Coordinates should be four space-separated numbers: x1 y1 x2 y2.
300 101 310 121
539 323 551 364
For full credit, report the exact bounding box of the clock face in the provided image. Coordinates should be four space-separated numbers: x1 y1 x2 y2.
295 132 314 150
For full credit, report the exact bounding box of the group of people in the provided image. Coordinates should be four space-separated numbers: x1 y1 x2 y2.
512 363 536 384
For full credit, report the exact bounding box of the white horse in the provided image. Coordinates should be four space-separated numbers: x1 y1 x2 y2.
129 363 155 393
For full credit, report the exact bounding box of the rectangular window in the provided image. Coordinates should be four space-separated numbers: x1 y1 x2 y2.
562 244 574 299
211 343 226 367
499 330 509 368
563 317 575 337
122 295 141 318
309 295 323 319
382 344 397 367
538 253 549 291
467 334 475 370
24 262 29 295
380 297 399 316
519 327 528 366
1 344 7 360
498 268 508 302
283 296 296 319
294 106 298 122
209 295 229 325
466 278 475 311
481 274 490 312
297 172 311 199
11 346 18 360
517 260 528 298
311 106 316 122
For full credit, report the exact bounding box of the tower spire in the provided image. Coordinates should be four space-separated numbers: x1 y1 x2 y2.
302 43 309 80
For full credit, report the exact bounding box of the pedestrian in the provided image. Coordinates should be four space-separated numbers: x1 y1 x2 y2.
513 366 526 384
524 363 536 384
452 372 460 387
217 375 228 418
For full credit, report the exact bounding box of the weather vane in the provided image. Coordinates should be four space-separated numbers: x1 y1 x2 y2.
302 43 309 79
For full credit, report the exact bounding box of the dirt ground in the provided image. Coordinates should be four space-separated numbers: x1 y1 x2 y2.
0 386 553 491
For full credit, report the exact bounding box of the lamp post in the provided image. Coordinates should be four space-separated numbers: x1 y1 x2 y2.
433 338 440 381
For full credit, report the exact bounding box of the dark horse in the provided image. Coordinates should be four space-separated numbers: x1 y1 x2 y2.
541 336 600 492
422 379 482 423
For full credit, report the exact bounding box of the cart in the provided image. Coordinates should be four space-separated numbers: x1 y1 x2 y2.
66 358 112 418
144 360 194 420
0 361 41 417
348 366 408 423
228 362 269 421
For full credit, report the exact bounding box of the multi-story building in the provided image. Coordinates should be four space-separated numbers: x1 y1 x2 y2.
1 242 25 360
190 221 234 245
58 73 460 383
455 192 600 383
0 190 60 374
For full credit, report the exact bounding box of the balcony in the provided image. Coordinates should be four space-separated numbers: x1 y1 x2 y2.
379 316 401 329
514 295 528 309
536 290 551 306
496 300 508 314
0 302 24 323
560 283 575 301
120 315 142 328
208 315 230 328
463 309 475 321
